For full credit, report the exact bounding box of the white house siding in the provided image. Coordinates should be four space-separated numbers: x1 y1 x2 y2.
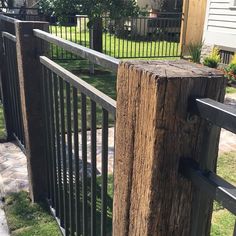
203 0 236 49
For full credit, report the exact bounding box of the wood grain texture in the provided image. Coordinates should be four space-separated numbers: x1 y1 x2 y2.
15 21 49 202
113 60 226 236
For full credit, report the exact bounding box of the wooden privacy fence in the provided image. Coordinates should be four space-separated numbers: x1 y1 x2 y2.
0 13 235 236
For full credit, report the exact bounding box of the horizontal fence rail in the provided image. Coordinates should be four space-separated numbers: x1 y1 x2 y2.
34 29 120 73
181 159 236 215
182 97 236 235
0 13 18 23
2 31 25 148
190 98 236 134
40 56 116 115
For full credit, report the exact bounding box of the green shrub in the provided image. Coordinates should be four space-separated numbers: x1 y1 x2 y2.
187 42 203 63
224 54 236 85
203 47 221 68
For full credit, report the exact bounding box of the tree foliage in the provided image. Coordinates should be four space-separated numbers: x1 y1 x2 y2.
39 0 140 19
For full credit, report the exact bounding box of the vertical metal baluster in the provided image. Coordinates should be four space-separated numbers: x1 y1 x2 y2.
166 16 170 57
73 88 80 236
41 65 51 200
12 41 24 144
157 18 161 57
45 68 54 205
53 74 63 222
101 109 108 236
126 18 129 58
79 17 82 45
138 17 141 58
130 17 133 58
5 38 16 136
143 18 146 58
6 39 15 137
48 71 59 214
9 40 20 140
84 18 87 47
55 25 59 59
60 26 64 59
59 78 69 234
91 100 97 236
161 17 165 57
170 18 173 57
103 16 106 54
81 93 88 236
113 19 116 57
66 82 75 235
117 18 120 58
122 25 125 58
134 18 137 58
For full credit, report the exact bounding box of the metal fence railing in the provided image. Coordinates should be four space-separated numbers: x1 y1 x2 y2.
1 9 182 60
49 13 182 60
181 98 236 234
34 28 117 235
0 16 25 148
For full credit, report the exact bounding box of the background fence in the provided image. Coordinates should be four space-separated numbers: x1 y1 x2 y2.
0 8 182 60
49 13 182 60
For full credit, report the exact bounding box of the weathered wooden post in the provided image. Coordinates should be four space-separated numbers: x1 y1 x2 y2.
113 60 226 235
15 21 49 202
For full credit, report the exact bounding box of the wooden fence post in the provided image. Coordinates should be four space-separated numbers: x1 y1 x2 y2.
15 21 49 202
113 60 226 235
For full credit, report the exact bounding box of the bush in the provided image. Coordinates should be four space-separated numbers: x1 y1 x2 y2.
224 54 236 85
203 47 221 68
187 42 203 63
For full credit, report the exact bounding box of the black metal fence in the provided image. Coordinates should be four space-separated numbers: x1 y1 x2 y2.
181 98 236 234
49 13 182 60
34 28 117 235
1 8 182 60
0 17 25 147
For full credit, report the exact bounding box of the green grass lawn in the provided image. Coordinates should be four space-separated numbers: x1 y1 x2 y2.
211 151 236 236
49 25 180 59
4 192 61 236
226 86 236 94
4 175 114 236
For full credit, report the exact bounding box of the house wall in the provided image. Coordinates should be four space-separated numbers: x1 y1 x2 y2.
203 0 236 49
